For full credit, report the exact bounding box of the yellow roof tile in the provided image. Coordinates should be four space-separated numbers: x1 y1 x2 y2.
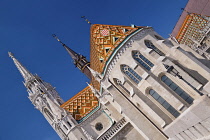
61 86 99 121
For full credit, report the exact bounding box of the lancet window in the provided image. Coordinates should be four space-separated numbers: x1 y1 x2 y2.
149 89 180 118
132 51 154 71
44 108 54 120
121 65 142 84
161 75 194 104
144 40 165 56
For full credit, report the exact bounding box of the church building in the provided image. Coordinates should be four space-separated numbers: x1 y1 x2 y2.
171 0 210 60
9 22 210 140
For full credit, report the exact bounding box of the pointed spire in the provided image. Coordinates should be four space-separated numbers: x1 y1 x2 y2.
52 34 80 61
52 34 92 79
8 52 34 82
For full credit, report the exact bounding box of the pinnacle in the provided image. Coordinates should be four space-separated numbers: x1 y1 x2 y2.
8 52 14 58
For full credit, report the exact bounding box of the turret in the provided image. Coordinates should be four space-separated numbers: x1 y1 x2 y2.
52 34 92 79
8 52 77 140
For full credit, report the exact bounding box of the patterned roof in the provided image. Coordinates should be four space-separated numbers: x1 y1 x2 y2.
171 0 210 37
90 24 142 74
175 13 209 46
61 24 143 122
61 86 99 121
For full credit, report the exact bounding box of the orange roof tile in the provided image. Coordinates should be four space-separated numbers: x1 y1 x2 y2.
175 13 209 45
90 24 143 74
89 24 144 90
61 86 99 121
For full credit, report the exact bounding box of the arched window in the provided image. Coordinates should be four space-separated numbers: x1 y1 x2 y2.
132 51 154 71
144 40 165 56
121 65 142 84
149 89 180 118
154 35 163 40
44 108 54 120
161 75 194 104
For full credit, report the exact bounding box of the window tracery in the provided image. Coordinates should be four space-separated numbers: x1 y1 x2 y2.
121 65 142 84
161 75 194 104
132 51 154 71
149 89 180 118
44 108 54 120
144 40 165 56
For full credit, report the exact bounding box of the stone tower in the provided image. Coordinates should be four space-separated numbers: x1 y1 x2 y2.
8 52 84 140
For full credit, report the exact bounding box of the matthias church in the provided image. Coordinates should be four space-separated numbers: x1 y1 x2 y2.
9 1 210 139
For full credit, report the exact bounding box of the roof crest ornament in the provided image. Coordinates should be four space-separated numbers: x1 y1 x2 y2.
52 34 65 46
52 34 80 60
81 16 92 25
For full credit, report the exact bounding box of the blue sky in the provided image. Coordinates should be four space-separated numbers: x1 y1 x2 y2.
0 0 188 139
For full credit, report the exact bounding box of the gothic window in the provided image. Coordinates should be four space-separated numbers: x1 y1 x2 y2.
39 89 43 93
149 89 180 118
154 35 163 40
44 108 54 120
63 125 68 131
67 121 72 127
28 86 31 91
121 65 142 84
161 75 194 104
144 40 165 56
132 51 154 71
57 99 63 105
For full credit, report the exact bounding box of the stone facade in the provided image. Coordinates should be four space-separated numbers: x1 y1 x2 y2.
171 0 210 60
9 23 210 140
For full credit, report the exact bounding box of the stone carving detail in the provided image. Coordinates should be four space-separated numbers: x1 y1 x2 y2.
81 127 94 140
97 117 128 140
104 29 152 78
114 123 132 140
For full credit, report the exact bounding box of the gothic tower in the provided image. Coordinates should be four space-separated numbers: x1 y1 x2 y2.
8 52 81 140
52 34 92 79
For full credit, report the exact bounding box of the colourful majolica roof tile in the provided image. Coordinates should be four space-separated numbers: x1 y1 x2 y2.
61 86 99 121
90 24 143 74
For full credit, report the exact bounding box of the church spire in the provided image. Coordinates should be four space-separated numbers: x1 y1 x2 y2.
52 34 80 61
52 34 92 79
8 52 34 82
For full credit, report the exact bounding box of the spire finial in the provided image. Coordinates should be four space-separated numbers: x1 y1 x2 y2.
52 34 80 61
52 34 65 46
81 16 92 25
8 52 14 58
